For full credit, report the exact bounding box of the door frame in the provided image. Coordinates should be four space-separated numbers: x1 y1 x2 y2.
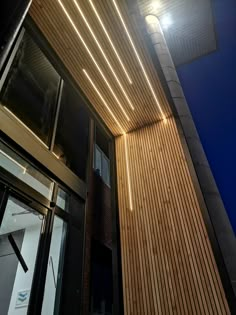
0 167 69 314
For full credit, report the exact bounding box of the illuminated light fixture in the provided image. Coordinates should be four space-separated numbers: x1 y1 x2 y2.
83 69 125 134
151 1 162 10
88 0 132 84
112 0 166 121
124 134 133 211
3 106 48 148
160 14 173 30
57 0 130 121
52 152 60 159
0 149 26 174
73 0 134 111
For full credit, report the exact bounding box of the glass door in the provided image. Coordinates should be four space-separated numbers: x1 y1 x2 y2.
0 189 47 315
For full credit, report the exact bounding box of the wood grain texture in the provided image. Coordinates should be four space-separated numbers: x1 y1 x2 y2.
115 117 230 314
29 0 171 136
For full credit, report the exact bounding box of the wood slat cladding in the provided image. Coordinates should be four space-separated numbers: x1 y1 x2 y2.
29 0 171 136
115 117 230 314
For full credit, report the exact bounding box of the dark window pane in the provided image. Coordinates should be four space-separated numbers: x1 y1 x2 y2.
94 145 102 176
53 83 89 180
0 31 60 145
96 126 109 157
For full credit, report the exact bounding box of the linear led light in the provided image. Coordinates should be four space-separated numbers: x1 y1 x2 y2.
3 106 48 148
124 134 133 211
88 0 132 84
52 152 60 159
57 0 130 121
112 0 166 121
83 69 125 134
0 149 26 174
73 0 134 111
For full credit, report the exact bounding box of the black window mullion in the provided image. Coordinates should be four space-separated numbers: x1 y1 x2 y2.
0 186 9 227
49 79 64 152
28 208 53 315
0 28 25 92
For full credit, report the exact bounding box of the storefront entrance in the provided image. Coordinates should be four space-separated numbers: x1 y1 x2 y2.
0 139 85 315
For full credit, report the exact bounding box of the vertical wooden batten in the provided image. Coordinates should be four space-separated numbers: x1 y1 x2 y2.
115 117 230 314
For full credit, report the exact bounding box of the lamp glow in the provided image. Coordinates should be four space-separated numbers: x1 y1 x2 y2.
57 0 130 121
83 69 125 134
160 14 173 29
151 1 161 10
53 152 60 159
89 0 132 84
112 0 166 121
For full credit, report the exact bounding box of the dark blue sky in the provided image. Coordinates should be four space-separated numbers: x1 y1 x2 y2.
177 0 236 232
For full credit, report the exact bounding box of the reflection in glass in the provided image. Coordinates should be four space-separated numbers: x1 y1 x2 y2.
0 141 53 199
53 83 89 180
41 216 67 315
94 145 102 176
102 155 110 187
0 31 60 145
56 188 69 212
94 145 110 187
0 196 44 315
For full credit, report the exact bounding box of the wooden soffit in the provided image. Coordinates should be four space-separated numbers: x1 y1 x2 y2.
30 0 171 136
138 0 216 66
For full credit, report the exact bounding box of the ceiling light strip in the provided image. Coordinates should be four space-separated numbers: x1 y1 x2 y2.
89 0 132 84
73 0 134 111
124 134 133 211
57 0 130 121
83 69 125 134
112 0 166 120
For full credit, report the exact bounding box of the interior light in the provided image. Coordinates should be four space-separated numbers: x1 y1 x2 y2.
160 14 173 29
145 15 159 25
88 0 132 84
151 1 162 10
52 152 60 159
124 134 133 211
73 0 134 111
0 149 26 174
3 106 48 148
112 0 166 121
57 0 130 121
83 69 125 134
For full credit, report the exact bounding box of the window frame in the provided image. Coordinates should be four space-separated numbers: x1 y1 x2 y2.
0 27 87 198
0 27 63 149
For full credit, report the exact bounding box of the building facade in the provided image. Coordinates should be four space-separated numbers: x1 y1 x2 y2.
0 0 235 314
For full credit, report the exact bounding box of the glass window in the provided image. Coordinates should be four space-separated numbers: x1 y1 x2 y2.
53 83 89 180
0 141 54 199
0 195 45 315
56 188 69 212
0 31 60 146
41 216 67 315
94 145 110 187
94 145 102 176
102 155 110 187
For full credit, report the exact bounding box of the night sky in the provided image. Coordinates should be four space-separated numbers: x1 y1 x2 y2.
177 0 236 233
